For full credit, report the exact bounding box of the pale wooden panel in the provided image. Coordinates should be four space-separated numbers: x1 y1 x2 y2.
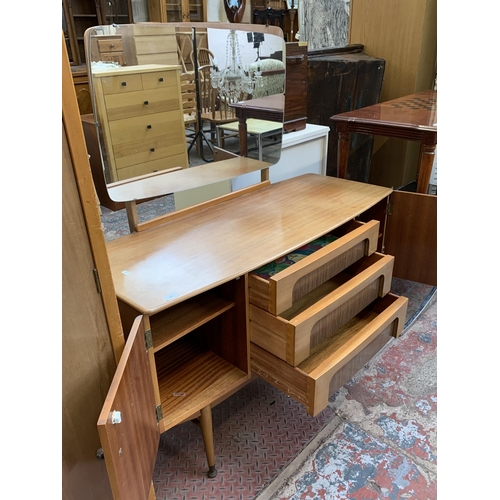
98 317 160 500
137 52 180 66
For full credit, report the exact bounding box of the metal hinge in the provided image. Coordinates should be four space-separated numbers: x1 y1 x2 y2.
145 329 153 351
93 269 102 293
156 405 163 422
386 201 393 216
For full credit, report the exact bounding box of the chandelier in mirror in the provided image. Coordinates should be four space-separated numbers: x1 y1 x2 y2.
210 30 263 103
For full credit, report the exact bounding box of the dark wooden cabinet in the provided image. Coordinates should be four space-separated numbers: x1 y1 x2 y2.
62 0 134 66
306 45 385 181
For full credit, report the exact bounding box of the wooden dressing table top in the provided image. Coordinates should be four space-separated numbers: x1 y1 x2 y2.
106 174 392 314
331 89 437 132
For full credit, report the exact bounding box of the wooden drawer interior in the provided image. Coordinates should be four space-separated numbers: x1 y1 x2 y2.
250 251 394 366
251 293 408 417
249 219 380 315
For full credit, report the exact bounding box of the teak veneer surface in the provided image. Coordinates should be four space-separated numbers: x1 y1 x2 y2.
107 174 392 314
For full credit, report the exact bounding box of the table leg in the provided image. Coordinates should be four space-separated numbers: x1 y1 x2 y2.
416 134 437 194
238 118 248 157
337 123 350 178
200 404 218 478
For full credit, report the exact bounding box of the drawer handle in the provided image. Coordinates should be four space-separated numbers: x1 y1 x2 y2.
147 125 152 129
121 81 126 86
150 148 155 152
159 77 164 82
144 100 149 105
110 44 115 48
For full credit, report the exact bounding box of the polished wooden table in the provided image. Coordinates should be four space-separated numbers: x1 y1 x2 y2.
330 90 437 193
230 94 284 157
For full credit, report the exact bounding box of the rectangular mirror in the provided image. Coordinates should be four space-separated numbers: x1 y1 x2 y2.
84 22 286 204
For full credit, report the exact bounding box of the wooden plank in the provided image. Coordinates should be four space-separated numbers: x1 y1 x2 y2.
62 33 125 361
97 317 160 500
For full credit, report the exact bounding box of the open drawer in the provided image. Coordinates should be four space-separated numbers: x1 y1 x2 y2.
251 293 408 417
250 251 394 366
248 220 380 316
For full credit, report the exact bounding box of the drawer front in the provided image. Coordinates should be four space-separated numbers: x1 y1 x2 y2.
99 74 143 95
114 132 186 170
116 153 188 181
251 294 408 417
142 70 178 90
100 53 126 66
249 220 380 315
108 111 181 145
250 252 394 366
105 88 182 121
97 38 124 53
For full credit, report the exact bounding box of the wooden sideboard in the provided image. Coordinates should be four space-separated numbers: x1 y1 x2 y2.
91 63 188 183
63 33 436 500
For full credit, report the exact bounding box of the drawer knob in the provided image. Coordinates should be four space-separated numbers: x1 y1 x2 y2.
150 148 155 152
147 125 152 129
121 81 126 86
159 77 164 82
144 100 149 105
110 44 115 48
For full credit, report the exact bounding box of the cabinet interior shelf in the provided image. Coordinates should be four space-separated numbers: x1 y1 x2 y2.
155 336 247 430
151 291 235 352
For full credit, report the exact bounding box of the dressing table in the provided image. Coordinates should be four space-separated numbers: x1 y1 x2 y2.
63 22 436 500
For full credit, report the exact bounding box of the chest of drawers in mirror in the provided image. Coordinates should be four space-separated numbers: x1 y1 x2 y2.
91 64 188 183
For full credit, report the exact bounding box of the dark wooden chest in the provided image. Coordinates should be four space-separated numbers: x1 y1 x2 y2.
306 45 385 181
284 42 308 133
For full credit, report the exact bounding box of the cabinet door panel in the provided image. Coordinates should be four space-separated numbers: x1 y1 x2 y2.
384 190 437 286
98 316 160 500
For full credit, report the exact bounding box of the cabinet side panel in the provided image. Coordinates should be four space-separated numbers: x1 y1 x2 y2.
384 191 437 286
62 123 115 500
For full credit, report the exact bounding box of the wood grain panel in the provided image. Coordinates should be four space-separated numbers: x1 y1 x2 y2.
62 123 115 500
97 317 159 500
384 190 437 286
107 175 393 314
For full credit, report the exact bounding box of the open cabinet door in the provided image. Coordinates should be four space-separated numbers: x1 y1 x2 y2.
97 316 160 500
384 190 437 286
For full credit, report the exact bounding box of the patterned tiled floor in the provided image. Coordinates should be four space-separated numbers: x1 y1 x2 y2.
151 282 437 500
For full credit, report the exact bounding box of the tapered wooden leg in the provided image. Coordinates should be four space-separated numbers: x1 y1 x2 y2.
199 405 217 478
416 135 437 194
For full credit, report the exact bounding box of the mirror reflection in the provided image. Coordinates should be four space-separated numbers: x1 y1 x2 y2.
84 22 285 202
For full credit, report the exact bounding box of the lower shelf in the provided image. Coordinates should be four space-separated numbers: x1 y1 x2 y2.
155 335 248 432
251 293 408 417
